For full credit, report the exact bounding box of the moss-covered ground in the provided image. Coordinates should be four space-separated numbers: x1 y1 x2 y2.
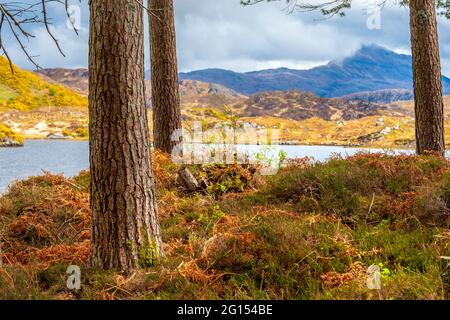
0 152 448 300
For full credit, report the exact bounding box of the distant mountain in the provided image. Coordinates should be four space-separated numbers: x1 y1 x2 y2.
37 64 408 122
35 68 245 108
36 68 89 97
180 45 450 98
35 64 415 122
0 57 87 111
340 89 414 104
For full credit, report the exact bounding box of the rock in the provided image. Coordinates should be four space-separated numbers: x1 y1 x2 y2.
47 133 68 140
376 118 384 126
178 166 199 192
380 127 392 135
393 124 400 131
200 233 237 268
201 234 234 262
356 132 384 144
394 139 415 147
35 121 48 131
0 137 23 148
281 141 298 145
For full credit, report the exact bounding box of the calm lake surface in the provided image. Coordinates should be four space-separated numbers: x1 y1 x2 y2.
0 140 417 193
0 140 89 193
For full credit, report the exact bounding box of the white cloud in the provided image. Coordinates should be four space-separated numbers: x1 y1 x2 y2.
1 0 449 76
8 25 89 70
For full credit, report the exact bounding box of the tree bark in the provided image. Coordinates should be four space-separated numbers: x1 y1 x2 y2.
89 0 163 273
149 0 182 154
409 0 445 156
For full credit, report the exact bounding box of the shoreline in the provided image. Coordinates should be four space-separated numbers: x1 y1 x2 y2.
6 138 418 151
0 137 419 151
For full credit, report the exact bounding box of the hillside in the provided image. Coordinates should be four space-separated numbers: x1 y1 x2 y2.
0 57 88 142
1 68 247 141
4 59 450 149
390 95 450 113
178 79 246 105
35 67 407 122
3 66 448 149
147 79 246 110
180 45 450 98
36 68 245 107
36 68 89 97
0 57 87 111
235 90 411 121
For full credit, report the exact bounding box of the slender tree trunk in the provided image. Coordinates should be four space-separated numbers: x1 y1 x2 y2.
89 0 163 273
409 0 445 156
149 0 182 154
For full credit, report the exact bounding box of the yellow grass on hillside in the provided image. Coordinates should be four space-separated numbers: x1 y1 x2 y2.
1 64 450 150
0 105 443 149
0 56 87 111
0 106 88 139
390 96 450 115
241 116 415 147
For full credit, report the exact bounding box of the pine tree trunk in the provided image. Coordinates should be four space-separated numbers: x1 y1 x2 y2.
409 0 445 156
149 0 182 154
89 0 163 273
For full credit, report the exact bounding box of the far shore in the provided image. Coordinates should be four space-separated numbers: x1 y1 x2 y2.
1 138 421 151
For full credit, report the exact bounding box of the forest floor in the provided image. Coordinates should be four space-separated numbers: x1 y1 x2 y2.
0 152 449 300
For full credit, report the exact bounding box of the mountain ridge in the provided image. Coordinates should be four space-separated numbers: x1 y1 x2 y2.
3 59 450 149
35 66 402 122
34 44 450 103
35 69 245 108
179 44 450 97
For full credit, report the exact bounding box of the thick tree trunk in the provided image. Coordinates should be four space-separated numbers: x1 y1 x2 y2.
89 0 163 273
149 0 182 154
409 0 445 156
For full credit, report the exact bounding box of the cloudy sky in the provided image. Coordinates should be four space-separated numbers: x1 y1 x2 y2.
3 0 450 75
